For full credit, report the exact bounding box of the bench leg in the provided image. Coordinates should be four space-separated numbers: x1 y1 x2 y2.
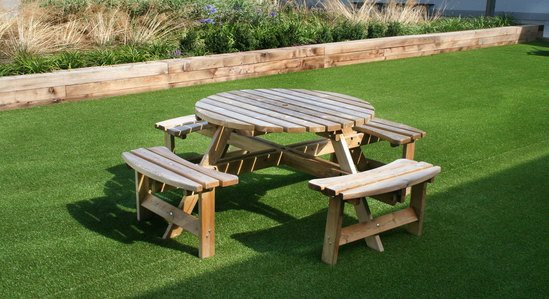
164 132 176 152
402 141 415 160
406 182 427 236
333 130 384 252
135 172 153 221
199 189 215 258
402 141 416 197
322 197 344 265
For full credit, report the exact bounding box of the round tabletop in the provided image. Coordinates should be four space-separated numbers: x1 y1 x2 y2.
195 89 375 133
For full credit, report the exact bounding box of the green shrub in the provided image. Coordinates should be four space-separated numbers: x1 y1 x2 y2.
255 22 281 49
387 21 407 36
331 20 367 42
54 51 88 69
180 29 202 54
87 49 121 66
203 24 236 54
8 52 57 75
232 23 259 51
367 21 388 38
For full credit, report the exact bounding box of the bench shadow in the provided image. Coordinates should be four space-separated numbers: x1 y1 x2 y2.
67 160 307 254
134 154 549 297
525 41 549 56
527 48 549 57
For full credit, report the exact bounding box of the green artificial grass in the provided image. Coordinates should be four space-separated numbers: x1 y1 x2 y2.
1 41 548 298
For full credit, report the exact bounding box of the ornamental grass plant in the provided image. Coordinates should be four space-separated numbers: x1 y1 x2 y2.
0 0 515 76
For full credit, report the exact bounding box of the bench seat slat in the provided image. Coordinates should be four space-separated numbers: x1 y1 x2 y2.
370 118 426 137
310 159 417 190
155 115 199 131
148 146 239 187
321 162 433 196
309 159 440 200
131 148 220 189
354 125 412 144
354 118 425 145
167 121 210 137
122 152 204 192
339 166 441 200
363 122 422 139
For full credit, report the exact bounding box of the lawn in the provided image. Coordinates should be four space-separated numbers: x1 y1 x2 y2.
0 41 548 298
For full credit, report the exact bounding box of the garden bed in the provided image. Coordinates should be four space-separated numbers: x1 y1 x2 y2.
0 24 541 110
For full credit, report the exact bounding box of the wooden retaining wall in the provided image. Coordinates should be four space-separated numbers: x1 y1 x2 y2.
0 25 540 111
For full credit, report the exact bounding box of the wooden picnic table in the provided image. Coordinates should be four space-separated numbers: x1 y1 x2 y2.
193 88 386 251
125 88 434 260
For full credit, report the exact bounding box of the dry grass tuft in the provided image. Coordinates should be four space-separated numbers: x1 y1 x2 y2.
56 19 87 49
87 7 127 46
123 11 181 45
2 4 60 56
322 0 377 23
323 0 441 24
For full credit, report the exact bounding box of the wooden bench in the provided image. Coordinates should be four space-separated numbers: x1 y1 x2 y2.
309 159 440 265
155 115 211 152
122 146 238 258
353 118 426 161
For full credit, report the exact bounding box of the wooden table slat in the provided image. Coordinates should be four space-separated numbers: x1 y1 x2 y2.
314 90 376 110
196 102 284 132
201 98 306 133
206 95 325 133
221 92 343 131
275 89 375 114
229 91 352 130
195 107 255 131
243 89 363 126
257 89 372 123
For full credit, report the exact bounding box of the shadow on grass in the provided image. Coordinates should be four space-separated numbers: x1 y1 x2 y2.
134 155 549 298
67 161 307 255
526 40 549 56
527 49 549 56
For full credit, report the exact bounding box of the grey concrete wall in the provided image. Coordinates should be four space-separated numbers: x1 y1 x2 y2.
431 0 549 24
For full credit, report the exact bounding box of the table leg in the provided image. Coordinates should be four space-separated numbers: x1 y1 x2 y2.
201 126 233 167
332 129 384 252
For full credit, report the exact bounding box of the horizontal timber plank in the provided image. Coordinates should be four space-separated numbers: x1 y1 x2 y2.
141 195 200 236
66 74 169 98
339 207 418 245
0 61 168 93
167 45 324 73
0 86 65 106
